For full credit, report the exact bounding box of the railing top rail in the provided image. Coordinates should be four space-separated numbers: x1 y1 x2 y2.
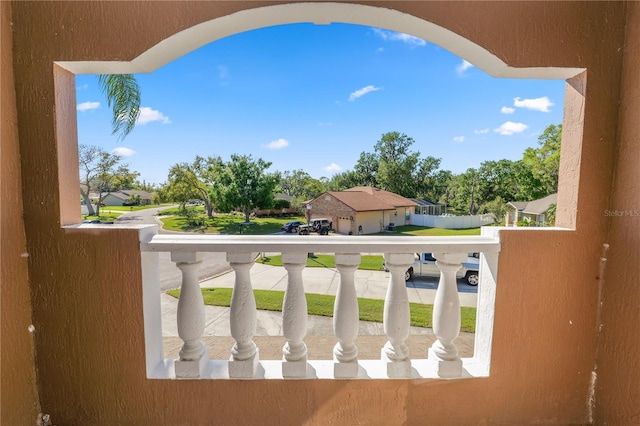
141 234 500 254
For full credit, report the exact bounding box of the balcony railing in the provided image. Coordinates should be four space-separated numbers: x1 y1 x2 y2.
138 226 500 380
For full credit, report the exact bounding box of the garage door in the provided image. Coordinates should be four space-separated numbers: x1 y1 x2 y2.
338 218 351 234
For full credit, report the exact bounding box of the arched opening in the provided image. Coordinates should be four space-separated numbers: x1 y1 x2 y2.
57 2 584 227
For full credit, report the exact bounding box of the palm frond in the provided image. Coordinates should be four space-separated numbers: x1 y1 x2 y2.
98 74 141 140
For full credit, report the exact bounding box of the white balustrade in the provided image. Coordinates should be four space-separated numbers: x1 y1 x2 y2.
281 252 310 378
138 232 501 380
172 252 209 378
227 252 259 378
429 252 466 378
333 253 361 378
381 253 415 378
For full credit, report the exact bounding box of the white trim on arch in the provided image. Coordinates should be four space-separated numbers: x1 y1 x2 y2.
56 2 584 79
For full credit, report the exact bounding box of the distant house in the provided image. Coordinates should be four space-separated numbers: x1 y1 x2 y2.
306 186 418 235
507 193 557 226
101 190 153 206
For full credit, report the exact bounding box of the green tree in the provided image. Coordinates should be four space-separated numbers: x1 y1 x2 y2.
165 156 222 218
211 154 279 223
98 74 141 140
414 156 443 199
447 168 480 215
279 169 326 200
523 124 561 196
326 170 361 191
353 151 379 187
78 144 139 216
374 132 420 197
479 196 509 224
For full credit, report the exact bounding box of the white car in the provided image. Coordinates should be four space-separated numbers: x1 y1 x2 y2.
385 253 480 286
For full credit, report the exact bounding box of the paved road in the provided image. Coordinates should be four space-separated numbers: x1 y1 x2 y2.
114 206 230 290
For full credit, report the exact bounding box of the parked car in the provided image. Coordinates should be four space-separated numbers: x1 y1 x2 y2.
384 253 480 286
281 220 304 233
298 218 332 235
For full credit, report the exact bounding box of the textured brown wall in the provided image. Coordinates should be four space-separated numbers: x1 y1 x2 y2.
594 2 640 423
8 1 633 424
1 1 41 423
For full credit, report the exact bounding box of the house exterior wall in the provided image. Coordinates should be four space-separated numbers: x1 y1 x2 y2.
0 1 41 422
6 1 637 424
593 2 640 422
102 194 126 206
308 194 355 232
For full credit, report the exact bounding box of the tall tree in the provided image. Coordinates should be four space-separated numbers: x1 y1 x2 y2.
78 144 139 216
414 156 443 199
374 131 420 197
523 124 561 196
165 156 222 218
211 154 279 223
353 151 379 187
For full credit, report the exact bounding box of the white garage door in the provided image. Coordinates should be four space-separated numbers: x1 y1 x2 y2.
338 218 351 234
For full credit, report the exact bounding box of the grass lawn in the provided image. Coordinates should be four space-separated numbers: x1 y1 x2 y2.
102 204 168 212
82 212 121 221
385 225 481 236
258 254 385 271
166 288 476 333
160 213 306 234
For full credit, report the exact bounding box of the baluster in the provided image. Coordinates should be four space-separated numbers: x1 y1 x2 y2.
429 252 466 378
227 252 259 378
333 253 361 378
381 253 415 378
172 252 209 378
281 252 309 378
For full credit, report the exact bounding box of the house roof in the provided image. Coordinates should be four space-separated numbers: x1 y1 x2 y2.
509 193 557 214
102 190 153 200
411 198 444 207
315 187 418 212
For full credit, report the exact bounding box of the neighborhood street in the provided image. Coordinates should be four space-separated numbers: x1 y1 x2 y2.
114 206 230 290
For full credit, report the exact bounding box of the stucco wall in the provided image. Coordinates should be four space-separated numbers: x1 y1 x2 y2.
0 1 41 423
594 2 640 423
8 1 634 424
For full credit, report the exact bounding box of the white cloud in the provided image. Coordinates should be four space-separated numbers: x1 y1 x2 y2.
453 136 465 143
217 65 228 79
318 122 333 127
501 106 515 114
112 147 136 157
474 128 490 134
264 138 289 150
349 85 381 102
371 28 426 46
494 121 528 135
456 60 474 75
136 107 171 125
513 96 554 112
77 101 100 112
77 83 89 90
324 163 342 173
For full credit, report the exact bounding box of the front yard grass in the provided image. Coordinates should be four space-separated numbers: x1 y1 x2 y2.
160 213 306 234
82 212 121 221
166 287 476 332
258 254 384 270
388 225 481 236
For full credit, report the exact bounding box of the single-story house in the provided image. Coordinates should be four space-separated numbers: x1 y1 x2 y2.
101 190 153 206
306 186 418 235
507 193 557 226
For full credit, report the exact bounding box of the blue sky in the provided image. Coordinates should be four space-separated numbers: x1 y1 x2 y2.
76 23 565 184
